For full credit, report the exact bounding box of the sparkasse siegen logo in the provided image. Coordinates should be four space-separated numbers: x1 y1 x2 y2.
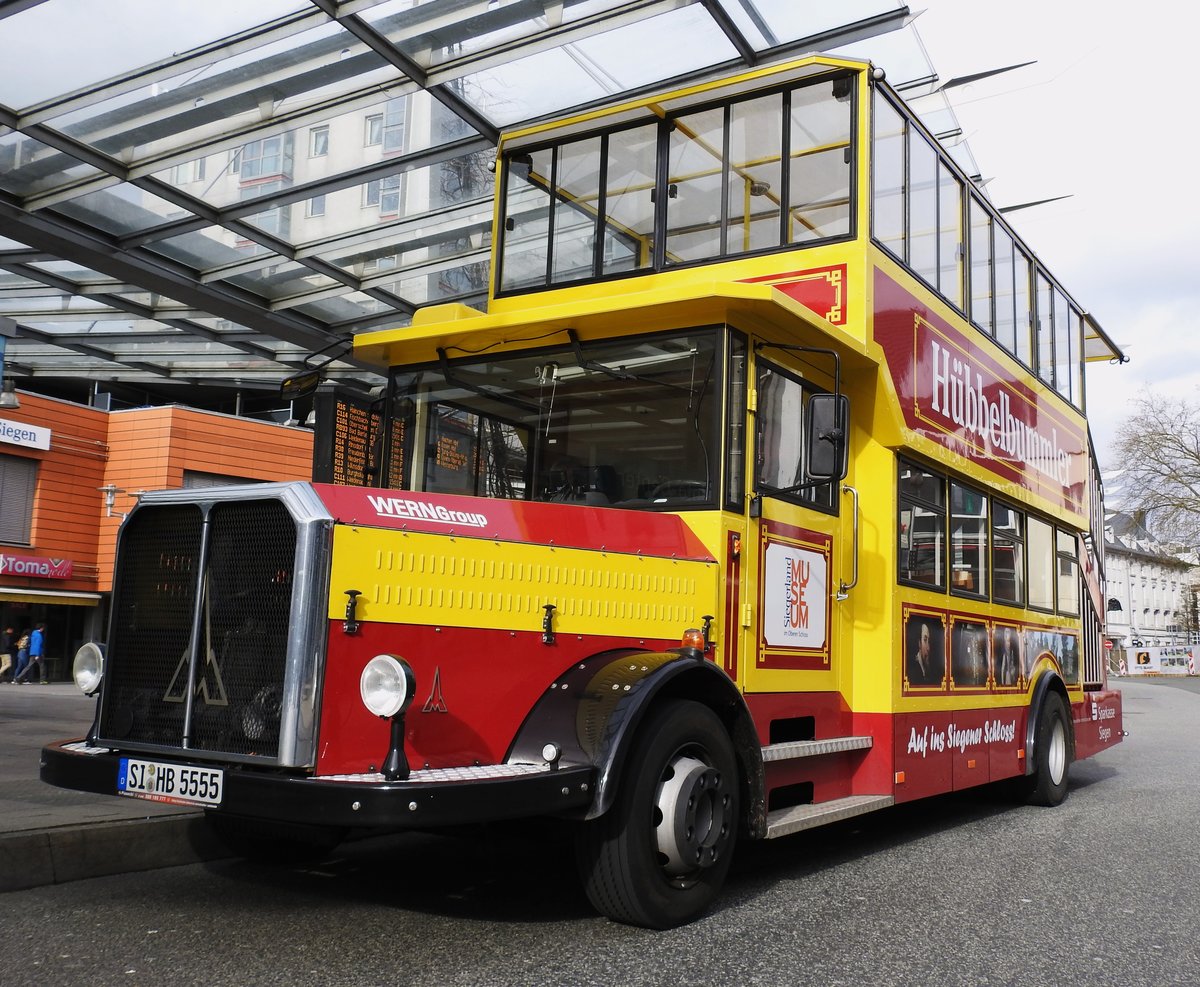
367 495 488 528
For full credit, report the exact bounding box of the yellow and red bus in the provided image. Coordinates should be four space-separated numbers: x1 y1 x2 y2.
44 54 1124 929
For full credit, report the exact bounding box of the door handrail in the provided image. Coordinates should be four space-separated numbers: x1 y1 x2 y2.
838 483 858 601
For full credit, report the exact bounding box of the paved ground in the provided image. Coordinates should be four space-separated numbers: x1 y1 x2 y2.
2 674 1193 987
1 674 1187 898
0 683 227 893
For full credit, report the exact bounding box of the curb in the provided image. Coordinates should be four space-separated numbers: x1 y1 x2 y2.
0 813 232 894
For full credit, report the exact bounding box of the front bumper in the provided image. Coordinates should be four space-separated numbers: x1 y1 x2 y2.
41 739 596 828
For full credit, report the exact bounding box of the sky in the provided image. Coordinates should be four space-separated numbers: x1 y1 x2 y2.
904 0 1199 471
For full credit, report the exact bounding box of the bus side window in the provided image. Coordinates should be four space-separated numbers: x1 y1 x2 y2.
991 503 1025 606
898 461 945 589
949 482 987 598
755 361 836 510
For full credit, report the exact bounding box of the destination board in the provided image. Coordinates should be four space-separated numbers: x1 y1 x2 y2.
312 392 404 486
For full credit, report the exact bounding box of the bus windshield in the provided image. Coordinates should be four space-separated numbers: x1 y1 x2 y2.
389 328 721 509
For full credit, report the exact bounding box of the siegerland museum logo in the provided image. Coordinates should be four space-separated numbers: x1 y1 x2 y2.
763 542 827 650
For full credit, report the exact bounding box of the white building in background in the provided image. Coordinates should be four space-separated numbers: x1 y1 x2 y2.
1103 510 1198 647
160 86 494 313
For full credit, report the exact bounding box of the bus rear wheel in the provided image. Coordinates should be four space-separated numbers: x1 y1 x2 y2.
1023 691 1072 807
574 699 739 929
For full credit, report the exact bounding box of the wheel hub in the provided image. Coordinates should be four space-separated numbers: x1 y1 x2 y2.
1048 718 1067 785
654 754 731 878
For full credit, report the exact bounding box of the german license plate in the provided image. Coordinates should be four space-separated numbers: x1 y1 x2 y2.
118 758 223 807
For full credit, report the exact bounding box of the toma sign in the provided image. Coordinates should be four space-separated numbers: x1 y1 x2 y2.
0 553 73 579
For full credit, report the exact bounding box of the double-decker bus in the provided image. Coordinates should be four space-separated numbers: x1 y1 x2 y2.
44 53 1125 929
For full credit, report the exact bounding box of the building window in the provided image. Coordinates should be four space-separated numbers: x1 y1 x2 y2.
379 174 403 216
172 158 206 185
238 134 293 182
381 97 407 154
365 114 383 147
365 175 404 215
362 255 398 275
309 125 329 158
0 453 38 544
306 194 326 218
239 181 290 241
183 470 254 488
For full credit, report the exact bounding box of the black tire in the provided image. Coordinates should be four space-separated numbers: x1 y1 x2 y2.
574 699 739 929
205 812 347 865
1024 691 1072 807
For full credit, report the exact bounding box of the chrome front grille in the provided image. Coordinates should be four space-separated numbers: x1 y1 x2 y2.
97 484 331 767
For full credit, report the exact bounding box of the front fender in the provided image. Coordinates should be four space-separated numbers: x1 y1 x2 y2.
508 649 763 829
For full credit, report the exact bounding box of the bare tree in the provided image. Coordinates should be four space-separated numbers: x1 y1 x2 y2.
1184 581 1200 645
1114 390 1200 545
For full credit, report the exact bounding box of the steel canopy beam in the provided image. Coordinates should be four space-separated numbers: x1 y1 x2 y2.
0 196 356 357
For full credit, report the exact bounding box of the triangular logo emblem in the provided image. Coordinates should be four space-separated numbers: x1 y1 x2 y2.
163 645 229 706
422 665 448 713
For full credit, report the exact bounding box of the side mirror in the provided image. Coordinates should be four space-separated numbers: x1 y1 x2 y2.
280 368 322 401
806 393 849 482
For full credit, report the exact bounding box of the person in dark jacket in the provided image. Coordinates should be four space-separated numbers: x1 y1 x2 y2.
11 629 30 682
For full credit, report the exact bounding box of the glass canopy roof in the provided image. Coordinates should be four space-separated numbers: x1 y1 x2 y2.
0 0 953 416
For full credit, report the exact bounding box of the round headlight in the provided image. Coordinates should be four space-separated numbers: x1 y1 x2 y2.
359 654 416 718
73 642 105 696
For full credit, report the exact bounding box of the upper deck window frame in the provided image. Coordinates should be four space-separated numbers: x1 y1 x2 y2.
869 84 1089 413
496 69 858 298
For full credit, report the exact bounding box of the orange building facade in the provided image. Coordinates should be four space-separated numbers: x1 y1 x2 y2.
0 391 313 680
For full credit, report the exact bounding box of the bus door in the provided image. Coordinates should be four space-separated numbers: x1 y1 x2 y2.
742 352 850 698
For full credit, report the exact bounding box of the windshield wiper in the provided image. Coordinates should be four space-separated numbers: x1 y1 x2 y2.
567 329 695 395
437 348 542 415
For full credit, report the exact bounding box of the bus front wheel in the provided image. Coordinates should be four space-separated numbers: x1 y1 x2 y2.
574 699 739 929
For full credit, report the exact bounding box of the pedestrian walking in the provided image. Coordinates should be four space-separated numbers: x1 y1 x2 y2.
0 626 13 682
11 629 31 683
14 623 46 684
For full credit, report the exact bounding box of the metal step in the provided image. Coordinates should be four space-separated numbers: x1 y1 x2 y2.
761 735 874 762
765 794 895 839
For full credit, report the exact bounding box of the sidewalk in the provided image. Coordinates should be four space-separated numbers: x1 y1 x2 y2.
0 683 229 894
